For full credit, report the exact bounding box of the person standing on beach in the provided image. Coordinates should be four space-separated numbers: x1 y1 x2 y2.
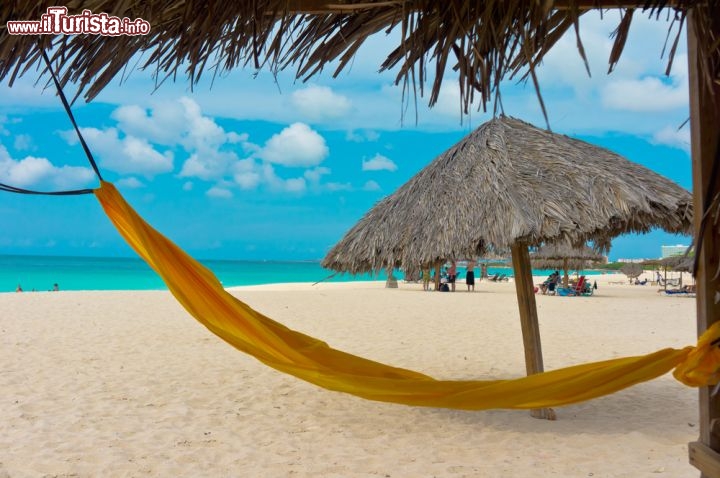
466 260 476 291
16 284 23 293
422 266 431 291
448 261 457 292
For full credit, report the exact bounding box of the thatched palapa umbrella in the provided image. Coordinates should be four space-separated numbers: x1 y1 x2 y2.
657 253 694 289
323 116 692 419
620 263 645 283
530 244 605 287
641 254 693 289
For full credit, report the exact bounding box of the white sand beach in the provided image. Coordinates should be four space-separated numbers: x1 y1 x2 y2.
0 274 700 477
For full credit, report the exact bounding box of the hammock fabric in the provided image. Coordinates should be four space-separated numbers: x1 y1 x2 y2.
94 181 720 410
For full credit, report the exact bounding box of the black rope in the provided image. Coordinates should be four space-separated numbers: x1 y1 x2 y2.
0 182 94 196
0 47 105 196
312 272 338 286
39 48 103 182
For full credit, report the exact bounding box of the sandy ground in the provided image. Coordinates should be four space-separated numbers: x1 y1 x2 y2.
0 274 700 477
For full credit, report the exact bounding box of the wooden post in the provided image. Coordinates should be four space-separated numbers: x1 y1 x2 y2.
510 242 555 420
385 267 398 288
434 262 441 291
687 9 720 478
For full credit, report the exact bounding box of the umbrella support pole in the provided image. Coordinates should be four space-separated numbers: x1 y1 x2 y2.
688 11 720 477
511 243 555 420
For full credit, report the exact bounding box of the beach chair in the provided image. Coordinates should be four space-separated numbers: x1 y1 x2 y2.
555 276 592 297
655 272 681 288
488 273 500 282
664 285 696 297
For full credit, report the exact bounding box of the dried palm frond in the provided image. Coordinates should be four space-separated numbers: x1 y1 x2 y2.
322 116 692 274
1 1 717 115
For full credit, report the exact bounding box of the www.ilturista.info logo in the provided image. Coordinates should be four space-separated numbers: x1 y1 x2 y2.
7 7 151 36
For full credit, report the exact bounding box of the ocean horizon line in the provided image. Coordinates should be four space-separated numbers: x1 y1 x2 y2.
1 253 617 293
0 252 326 264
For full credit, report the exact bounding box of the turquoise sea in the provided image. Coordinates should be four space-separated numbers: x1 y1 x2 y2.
0 254 601 293
0 254 380 292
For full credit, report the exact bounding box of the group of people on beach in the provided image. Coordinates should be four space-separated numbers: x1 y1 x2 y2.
537 271 562 295
16 283 59 293
421 260 487 292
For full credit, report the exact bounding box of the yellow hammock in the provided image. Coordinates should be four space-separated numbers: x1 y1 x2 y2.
95 181 720 410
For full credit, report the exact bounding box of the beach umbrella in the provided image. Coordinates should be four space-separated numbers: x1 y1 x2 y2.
322 115 692 418
530 244 605 287
670 256 695 274
660 254 695 289
642 255 694 290
620 263 645 283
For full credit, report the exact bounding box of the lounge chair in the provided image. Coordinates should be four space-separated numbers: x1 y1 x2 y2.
556 275 593 296
655 272 681 288
664 285 696 296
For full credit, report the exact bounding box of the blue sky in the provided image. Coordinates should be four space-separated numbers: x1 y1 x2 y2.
0 11 693 261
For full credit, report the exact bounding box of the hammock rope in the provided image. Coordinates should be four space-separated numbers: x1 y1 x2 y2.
92 179 720 410
0 49 100 197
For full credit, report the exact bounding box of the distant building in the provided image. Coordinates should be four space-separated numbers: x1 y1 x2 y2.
661 244 689 258
616 258 650 263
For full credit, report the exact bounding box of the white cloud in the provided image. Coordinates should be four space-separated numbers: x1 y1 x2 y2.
182 181 194 191
262 163 307 193
112 98 259 182
59 99 341 193
431 83 471 119
63 127 173 177
13 134 32 151
178 97 232 152
231 159 262 190
350 129 380 142
117 177 144 188
112 103 187 145
363 180 381 191
234 171 261 189
284 178 307 193
304 166 331 183
0 145 94 189
653 125 691 152
0 76 66 109
259 123 329 167
326 182 352 191
362 153 398 172
601 76 688 112
291 85 352 120
179 150 238 180
206 186 233 199
227 131 250 144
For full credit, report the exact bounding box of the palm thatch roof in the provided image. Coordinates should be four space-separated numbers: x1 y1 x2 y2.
661 254 695 272
671 256 695 273
620 262 644 279
322 116 692 274
530 243 604 271
642 252 694 271
1 1 718 115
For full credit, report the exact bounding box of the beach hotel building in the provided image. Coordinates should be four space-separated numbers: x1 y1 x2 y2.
661 244 690 258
